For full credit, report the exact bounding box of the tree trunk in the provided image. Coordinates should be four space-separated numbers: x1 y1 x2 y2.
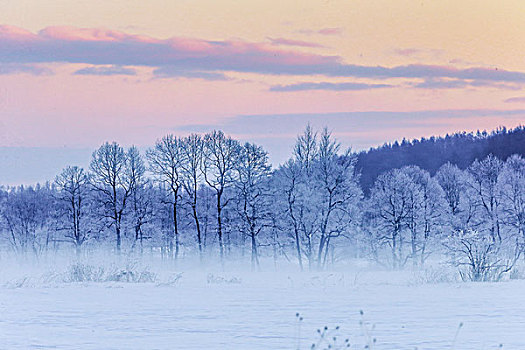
295 228 303 271
250 231 259 271
217 191 224 264
411 228 418 267
173 201 179 260
75 244 81 260
392 231 397 269
317 234 326 269
116 225 121 254
192 204 203 261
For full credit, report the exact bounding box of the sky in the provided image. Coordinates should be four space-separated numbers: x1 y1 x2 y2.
1 0 525 184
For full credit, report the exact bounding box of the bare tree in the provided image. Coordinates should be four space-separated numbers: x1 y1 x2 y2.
235 142 271 270
89 142 134 253
1 185 53 256
127 146 152 254
180 134 205 259
55 166 91 256
147 135 185 259
202 130 240 263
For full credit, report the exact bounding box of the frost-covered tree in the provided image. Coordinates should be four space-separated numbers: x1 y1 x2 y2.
274 126 322 270
435 162 478 250
444 229 520 282
274 126 362 270
1 184 54 255
435 163 464 217
401 166 447 266
294 124 318 175
289 126 325 269
314 128 362 268
3 126 525 270
467 155 504 242
367 169 416 269
499 155 525 239
274 159 306 270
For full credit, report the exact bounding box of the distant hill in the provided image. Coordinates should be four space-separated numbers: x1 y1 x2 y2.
356 125 525 192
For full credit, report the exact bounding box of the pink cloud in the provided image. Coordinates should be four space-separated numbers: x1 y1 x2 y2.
504 96 525 103
392 48 445 59
2 25 525 87
268 37 324 48
298 27 343 36
36 25 160 44
318 28 343 36
0 25 37 41
39 26 129 42
0 63 52 75
394 48 422 57
0 25 336 75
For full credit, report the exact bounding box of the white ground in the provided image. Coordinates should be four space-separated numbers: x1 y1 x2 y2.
1 260 524 349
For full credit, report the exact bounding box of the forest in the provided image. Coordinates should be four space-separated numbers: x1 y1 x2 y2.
357 125 525 192
1 125 524 281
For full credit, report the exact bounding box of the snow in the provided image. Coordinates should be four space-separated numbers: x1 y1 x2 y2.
1 260 524 350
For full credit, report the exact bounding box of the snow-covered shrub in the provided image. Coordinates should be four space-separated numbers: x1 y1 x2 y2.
509 269 520 280
63 263 157 283
155 272 183 286
106 267 156 283
65 263 106 282
206 273 242 284
410 265 458 285
444 229 521 282
3 276 32 289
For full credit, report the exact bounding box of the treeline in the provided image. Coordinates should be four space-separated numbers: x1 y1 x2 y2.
357 125 525 192
1 126 524 279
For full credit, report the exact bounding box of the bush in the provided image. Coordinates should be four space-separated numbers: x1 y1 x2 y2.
106 268 157 283
63 263 157 283
206 273 241 284
444 229 521 282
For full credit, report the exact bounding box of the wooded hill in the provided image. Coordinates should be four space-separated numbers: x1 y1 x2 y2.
357 125 525 192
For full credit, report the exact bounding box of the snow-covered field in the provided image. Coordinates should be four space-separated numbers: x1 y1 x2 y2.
1 259 524 349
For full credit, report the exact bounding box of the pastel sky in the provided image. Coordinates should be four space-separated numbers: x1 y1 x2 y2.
1 0 525 184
